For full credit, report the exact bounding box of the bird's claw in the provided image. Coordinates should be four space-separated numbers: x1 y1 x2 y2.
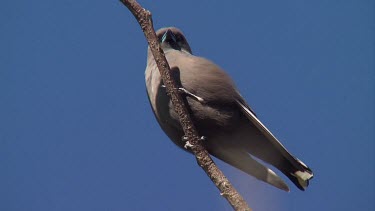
182 136 193 149
199 136 207 141
184 141 193 149
182 136 206 149
182 135 194 149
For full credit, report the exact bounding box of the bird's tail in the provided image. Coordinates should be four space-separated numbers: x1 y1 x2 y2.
282 157 313 191
209 145 290 192
236 99 314 190
244 137 314 191
243 138 314 191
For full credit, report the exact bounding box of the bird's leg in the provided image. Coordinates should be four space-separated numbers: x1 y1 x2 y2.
161 85 205 103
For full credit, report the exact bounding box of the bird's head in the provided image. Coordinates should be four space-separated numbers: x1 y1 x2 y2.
156 27 192 54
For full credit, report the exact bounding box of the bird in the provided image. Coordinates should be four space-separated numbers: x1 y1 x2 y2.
145 27 313 192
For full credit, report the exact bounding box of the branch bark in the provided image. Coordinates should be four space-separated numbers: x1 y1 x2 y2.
119 1 251 210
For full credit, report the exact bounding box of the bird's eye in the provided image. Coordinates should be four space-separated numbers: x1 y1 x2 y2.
177 35 184 42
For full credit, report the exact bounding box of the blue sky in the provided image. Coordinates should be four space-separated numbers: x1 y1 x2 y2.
1 1 374 210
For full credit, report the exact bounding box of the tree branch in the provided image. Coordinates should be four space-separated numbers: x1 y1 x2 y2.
119 1 251 210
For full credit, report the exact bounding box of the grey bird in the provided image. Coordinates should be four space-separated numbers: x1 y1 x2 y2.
145 27 313 192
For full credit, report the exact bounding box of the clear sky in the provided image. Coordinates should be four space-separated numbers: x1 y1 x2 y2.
1 1 374 211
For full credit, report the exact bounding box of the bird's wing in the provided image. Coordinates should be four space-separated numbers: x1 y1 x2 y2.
235 98 294 158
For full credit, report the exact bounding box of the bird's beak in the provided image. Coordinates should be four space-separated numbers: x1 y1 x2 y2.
161 29 177 44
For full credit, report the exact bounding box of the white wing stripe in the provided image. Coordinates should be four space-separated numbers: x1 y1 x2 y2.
236 99 291 154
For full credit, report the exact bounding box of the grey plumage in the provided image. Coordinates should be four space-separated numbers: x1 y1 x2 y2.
145 27 313 191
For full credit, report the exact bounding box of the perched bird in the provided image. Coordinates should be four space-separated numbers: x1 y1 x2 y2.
145 27 313 192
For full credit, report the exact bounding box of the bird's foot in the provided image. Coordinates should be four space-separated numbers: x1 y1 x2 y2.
182 135 192 149
182 135 189 142
182 136 206 149
184 141 193 149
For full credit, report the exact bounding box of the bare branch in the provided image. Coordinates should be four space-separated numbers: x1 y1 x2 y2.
119 1 251 210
